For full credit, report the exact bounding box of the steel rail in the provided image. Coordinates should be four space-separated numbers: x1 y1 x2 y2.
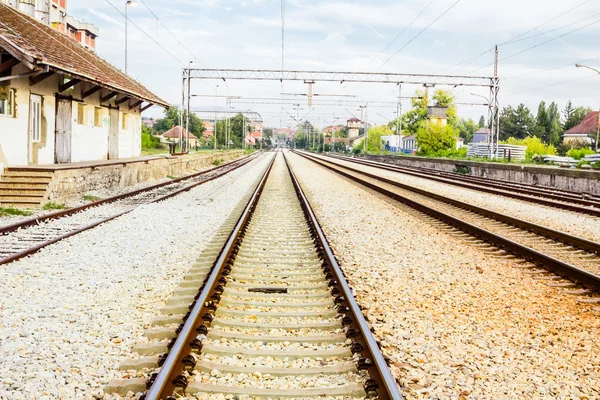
318 152 600 216
283 151 404 400
297 151 600 255
295 151 600 291
0 155 259 265
0 154 258 235
330 153 600 204
144 154 276 400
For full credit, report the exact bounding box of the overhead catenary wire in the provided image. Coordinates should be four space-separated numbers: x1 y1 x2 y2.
469 16 600 74
505 73 600 96
137 0 209 68
435 0 596 74
375 0 462 72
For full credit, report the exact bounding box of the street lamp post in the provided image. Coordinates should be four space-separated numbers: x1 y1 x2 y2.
214 85 219 150
576 64 600 153
124 0 137 74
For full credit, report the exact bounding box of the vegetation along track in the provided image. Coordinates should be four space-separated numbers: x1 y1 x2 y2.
323 153 600 217
295 151 600 297
106 151 403 400
0 154 259 265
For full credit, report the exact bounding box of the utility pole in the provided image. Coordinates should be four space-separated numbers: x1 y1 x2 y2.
396 84 402 137
186 63 192 153
363 105 369 153
214 85 219 150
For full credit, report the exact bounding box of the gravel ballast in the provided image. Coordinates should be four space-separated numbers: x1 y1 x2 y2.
311 153 600 243
287 152 600 399
0 154 271 399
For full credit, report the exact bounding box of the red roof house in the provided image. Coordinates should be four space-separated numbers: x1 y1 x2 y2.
563 111 597 145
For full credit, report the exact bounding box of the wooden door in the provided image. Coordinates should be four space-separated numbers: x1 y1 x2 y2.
108 108 119 159
55 98 72 163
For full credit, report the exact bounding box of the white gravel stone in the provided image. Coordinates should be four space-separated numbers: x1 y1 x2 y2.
0 154 272 399
287 151 600 400
312 153 600 242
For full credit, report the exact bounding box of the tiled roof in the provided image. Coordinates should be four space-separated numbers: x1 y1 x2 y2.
161 126 195 139
475 128 490 134
564 111 599 136
0 4 168 107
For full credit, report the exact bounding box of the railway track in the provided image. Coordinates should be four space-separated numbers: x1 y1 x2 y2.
106 151 402 399
0 154 259 265
295 151 600 296
320 152 600 217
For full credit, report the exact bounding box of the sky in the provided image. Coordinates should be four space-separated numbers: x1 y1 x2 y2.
70 0 600 128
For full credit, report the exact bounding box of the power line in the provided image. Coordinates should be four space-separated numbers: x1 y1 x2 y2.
137 0 208 68
505 72 599 96
375 0 462 72
470 16 600 74
366 0 435 69
106 0 183 66
436 0 595 74
504 56 600 81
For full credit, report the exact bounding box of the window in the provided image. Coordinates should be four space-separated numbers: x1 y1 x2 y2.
77 103 86 125
94 107 104 127
121 113 128 130
0 88 15 117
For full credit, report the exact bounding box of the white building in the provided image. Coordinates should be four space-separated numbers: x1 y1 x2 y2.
381 135 417 154
0 4 168 171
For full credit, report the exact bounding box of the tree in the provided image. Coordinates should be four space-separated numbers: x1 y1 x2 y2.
563 100 591 131
547 102 562 146
152 107 205 138
401 89 457 135
215 113 251 147
366 125 393 152
416 121 458 154
456 118 478 143
478 115 485 128
432 89 457 126
499 104 536 141
533 101 551 141
402 89 429 135
153 107 180 134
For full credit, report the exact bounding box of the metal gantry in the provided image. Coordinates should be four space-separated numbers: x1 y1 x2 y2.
181 67 500 156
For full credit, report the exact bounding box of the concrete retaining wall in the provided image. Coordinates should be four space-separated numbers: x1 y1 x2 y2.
362 154 600 195
48 150 245 201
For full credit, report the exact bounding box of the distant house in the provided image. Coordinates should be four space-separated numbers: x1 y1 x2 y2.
347 118 361 138
322 125 344 136
472 128 489 144
203 120 214 139
427 103 449 126
563 111 597 145
160 126 198 147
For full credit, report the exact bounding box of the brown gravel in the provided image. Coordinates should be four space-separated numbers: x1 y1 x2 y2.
287 151 600 400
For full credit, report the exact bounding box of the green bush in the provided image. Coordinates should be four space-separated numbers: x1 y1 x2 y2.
505 136 557 160
422 147 467 158
142 131 163 149
566 147 595 160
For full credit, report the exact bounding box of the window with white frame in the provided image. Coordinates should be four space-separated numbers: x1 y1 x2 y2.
0 88 15 117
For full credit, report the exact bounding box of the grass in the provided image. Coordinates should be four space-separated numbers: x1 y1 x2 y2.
166 175 177 179
81 194 102 202
212 159 224 166
42 201 67 211
0 207 33 217
141 148 171 156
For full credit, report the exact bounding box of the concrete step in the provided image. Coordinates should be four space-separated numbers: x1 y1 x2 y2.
4 169 54 178
0 201 40 209
0 188 46 195
0 176 52 184
0 195 44 203
0 182 49 189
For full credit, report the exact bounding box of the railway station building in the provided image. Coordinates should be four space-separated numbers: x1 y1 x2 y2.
0 4 169 173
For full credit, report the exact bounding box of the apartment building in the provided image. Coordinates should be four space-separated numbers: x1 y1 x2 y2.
1 0 99 50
